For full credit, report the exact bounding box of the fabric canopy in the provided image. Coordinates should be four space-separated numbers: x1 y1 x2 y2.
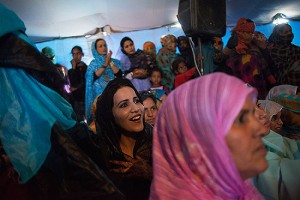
1 0 300 42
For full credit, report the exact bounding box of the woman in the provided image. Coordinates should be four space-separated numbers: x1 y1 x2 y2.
267 85 300 139
156 34 178 91
253 102 300 199
95 78 153 200
226 18 268 99
0 4 124 199
68 45 87 121
120 36 154 92
139 91 158 126
258 100 284 134
85 38 123 123
269 23 300 86
150 73 268 199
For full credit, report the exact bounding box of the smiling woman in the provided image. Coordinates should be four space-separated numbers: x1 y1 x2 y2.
94 77 153 200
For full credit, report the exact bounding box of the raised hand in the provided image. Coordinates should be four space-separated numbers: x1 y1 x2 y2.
104 50 112 66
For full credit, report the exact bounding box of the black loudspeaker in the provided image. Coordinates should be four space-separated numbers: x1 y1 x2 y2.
177 0 226 37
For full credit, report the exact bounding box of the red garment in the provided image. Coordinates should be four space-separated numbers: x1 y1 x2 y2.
174 68 195 88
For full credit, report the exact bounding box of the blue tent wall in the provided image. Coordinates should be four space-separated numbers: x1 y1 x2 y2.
36 21 300 69
223 21 300 47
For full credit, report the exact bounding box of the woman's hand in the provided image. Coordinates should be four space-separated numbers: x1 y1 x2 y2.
104 50 112 66
109 154 152 180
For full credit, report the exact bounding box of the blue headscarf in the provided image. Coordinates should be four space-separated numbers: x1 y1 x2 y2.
0 3 76 183
85 39 123 123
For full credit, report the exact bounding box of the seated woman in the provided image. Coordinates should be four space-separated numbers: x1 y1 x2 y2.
94 78 153 200
150 73 268 199
85 38 123 123
253 102 300 199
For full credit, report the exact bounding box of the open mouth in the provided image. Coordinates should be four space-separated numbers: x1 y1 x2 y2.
130 115 142 121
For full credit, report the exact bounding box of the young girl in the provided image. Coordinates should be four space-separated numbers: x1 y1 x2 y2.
149 67 168 108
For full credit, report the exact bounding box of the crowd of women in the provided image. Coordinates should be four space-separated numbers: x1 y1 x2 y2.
1 3 300 200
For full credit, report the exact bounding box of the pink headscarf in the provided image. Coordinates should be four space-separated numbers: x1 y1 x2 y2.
150 73 263 200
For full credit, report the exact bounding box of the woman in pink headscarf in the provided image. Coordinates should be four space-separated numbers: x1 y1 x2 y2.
150 73 268 199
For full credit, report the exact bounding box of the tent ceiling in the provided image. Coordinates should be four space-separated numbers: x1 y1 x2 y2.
1 0 300 42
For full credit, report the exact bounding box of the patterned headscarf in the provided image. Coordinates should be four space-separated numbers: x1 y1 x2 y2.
266 85 298 100
160 34 177 52
233 18 256 54
258 100 283 120
150 73 263 199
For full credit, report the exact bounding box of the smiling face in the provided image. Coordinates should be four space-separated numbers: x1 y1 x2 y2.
123 40 135 55
112 86 144 133
225 96 268 180
96 39 107 55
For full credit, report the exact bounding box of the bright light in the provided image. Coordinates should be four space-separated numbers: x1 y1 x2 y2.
170 22 182 28
272 13 289 25
273 18 289 25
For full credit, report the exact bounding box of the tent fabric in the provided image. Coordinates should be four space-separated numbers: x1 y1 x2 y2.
1 0 300 42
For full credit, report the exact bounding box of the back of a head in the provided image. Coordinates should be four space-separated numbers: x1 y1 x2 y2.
42 46 55 58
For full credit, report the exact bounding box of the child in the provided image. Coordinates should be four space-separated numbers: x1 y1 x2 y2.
149 67 168 107
172 57 196 88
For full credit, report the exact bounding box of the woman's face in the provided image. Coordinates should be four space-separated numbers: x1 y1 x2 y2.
237 31 254 44
270 111 283 133
143 97 158 126
96 40 107 55
255 104 271 133
112 86 144 133
72 48 83 62
279 25 292 36
123 40 135 55
225 96 268 180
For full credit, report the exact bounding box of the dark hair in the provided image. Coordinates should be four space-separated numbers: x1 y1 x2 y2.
149 67 163 79
120 36 134 55
172 57 186 73
94 38 105 50
95 78 142 148
71 45 83 55
139 90 157 104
